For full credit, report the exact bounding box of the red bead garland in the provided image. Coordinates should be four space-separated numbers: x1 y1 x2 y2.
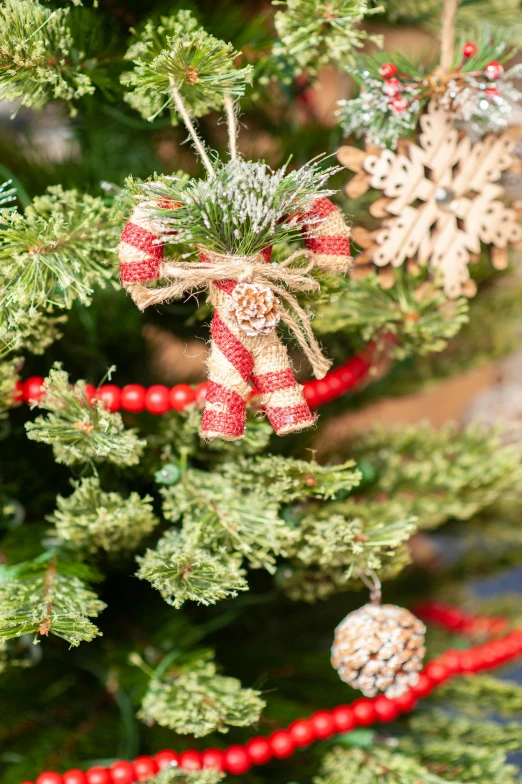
18 348 375 419
28 610 522 784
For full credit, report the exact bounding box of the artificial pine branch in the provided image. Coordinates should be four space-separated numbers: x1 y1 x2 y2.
1 187 118 355
137 653 264 736
0 555 105 646
149 769 224 784
273 0 383 76
314 746 458 784
25 367 146 467
136 531 248 608
0 0 95 115
48 477 159 555
0 357 20 419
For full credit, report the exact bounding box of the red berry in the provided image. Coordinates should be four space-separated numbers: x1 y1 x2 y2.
289 718 315 747
310 710 335 739
224 746 251 775
86 768 111 784
382 77 403 97
37 774 63 784
145 384 170 414
352 699 376 726
63 771 87 784
23 376 45 403
485 86 499 97
463 42 477 58
121 384 146 413
14 380 24 403
170 384 196 411
246 737 272 765
132 758 158 780
425 661 450 684
195 381 208 407
411 673 432 698
392 689 417 714
269 730 295 759
97 384 122 412
201 749 225 771
154 751 178 770
373 696 399 723
178 751 201 771
484 60 504 80
109 762 136 784
331 705 356 733
379 62 398 79
389 96 409 114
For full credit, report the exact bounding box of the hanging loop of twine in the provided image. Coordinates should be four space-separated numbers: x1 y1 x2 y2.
124 248 332 380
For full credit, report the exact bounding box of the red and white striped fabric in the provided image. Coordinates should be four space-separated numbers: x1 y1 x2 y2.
118 197 351 441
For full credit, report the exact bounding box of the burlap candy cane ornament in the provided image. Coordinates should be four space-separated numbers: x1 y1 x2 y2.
118 197 351 441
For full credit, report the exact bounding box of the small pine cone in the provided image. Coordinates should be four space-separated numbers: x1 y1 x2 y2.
331 604 426 698
230 283 279 337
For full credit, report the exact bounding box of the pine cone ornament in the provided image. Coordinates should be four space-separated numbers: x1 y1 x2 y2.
230 282 280 337
331 604 426 698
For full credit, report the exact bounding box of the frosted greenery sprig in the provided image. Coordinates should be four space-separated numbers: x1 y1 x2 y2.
136 157 338 257
150 768 224 784
0 0 95 115
25 367 146 467
137 653 264 737
314 273 469 360
122 10 252 123
48 477 159 555
0 555 106 647
136 531 248 608
0 357 20 420
273 0 382 76
314 746 462 784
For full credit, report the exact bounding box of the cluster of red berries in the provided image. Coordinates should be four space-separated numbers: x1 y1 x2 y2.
377 43 505 116
29 619 522 784
17 352 373 416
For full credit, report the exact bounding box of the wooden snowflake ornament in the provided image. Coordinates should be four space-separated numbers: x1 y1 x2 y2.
340 100 522 298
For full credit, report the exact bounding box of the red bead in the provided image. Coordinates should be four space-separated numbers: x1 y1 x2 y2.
154 751 178 770
37 774 63 784
23 376 45 403
84 383 97 405
170 384 196 411
463 42 477 58
201 749 225 771
97 384 121 412
411 673 432 698
331 705 356 733
132 758 158 780
379 62 398 78
86 768 111 784
389 97 408 114
109 762 136 784
440 650 462 675
121 384 146 413
195 381 208 407
485 86 499 97
484 61 504 80
373 696 399 723
145 385 170 414
352 699 376 726
310 710 335 739
178 751 201 771
382 77 403 97
246 737 273 765
392 689 417 713
224 746 251 775
458 651 477 672
63 773 87 784
425 661 450 685
269 730 295 759
289 718 315 747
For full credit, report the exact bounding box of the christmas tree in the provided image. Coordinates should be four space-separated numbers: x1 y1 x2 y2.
1 0 522 782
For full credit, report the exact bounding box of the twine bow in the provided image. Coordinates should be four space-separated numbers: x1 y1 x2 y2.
124 248 332 379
